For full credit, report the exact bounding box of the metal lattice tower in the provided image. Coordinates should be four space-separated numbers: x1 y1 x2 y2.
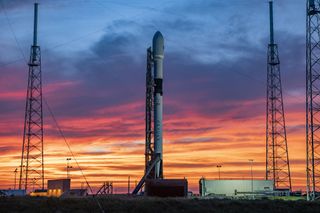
19 3 44 191
96 182 113 195
266 0 292 191
306 0 320 201
145 47 155 179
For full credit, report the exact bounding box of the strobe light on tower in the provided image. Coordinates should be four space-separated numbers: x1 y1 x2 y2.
265 0 292 191
306 0 320 201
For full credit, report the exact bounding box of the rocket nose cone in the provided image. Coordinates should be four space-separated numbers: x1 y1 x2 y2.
153 31 163 41
153 31 164 57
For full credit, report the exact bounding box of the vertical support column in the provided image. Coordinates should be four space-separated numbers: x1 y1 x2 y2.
145 47 155 179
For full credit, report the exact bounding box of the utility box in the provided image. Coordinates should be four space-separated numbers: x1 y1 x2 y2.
145 179 188 197
47 179 70 197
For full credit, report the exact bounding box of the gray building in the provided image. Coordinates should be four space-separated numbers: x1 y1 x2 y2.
47 179 71 197
0 189 26 197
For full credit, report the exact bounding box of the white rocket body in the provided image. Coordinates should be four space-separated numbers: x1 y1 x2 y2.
153 31 164 179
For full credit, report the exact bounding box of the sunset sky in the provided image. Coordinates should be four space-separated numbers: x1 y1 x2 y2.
0 0 306 193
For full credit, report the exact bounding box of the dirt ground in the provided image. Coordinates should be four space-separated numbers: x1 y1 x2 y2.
1 196 320 213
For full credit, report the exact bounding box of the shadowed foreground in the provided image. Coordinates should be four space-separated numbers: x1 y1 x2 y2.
1 196 320 213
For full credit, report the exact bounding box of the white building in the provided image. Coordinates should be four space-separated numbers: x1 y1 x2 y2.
199 178 274 197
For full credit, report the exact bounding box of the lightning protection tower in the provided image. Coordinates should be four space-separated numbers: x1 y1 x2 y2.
19 3 44 191
306 0 320 201
266 0 292 191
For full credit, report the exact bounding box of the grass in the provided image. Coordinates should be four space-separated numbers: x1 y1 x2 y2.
0 196 320 213
269 196 306 201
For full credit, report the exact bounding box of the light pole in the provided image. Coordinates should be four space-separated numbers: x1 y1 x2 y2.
14 168 18 190
66 158 72 179
128 176 130 195
216 165 222 180
32 178 36 191
81 182 84 189
249 159 254 199
18 165 25 190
